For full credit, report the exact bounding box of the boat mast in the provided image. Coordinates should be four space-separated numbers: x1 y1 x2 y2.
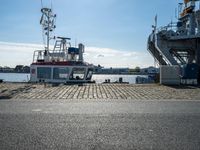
40 7 56 54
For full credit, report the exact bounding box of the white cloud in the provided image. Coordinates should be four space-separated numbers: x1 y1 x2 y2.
0 41 43 67
84 46 154 68
0 41 154 68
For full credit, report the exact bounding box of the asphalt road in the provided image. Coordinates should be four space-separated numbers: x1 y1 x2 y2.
0 100 200 150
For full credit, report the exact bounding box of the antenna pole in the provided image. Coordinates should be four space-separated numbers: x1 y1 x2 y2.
40 8 56 52
47 10 50 51
154 14 157 33
40 0 43 8
51 0 53 10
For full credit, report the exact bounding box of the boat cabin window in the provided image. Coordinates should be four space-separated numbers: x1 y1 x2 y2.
86 68 93 80
53 68 69 80
31 69 36 74
70 68 85 80
37 67 51 79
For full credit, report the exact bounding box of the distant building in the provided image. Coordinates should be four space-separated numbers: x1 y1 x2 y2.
14 65 30 73
14 65 24 73
22 66 30 73
0 65 30 73
1 67 14 73
94 65 103 73
94 66 129 74
140 66 159 74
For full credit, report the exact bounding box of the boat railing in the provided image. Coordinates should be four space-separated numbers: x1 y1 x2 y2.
157 22 177 33
33 50 45 63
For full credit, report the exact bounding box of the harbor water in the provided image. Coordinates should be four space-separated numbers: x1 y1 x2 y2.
0 73 147 84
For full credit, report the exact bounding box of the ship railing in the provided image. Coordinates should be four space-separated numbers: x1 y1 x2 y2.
49 49 66 57
155 22 184 38
156 20 200 37
157 22 177 33
32 50 45 63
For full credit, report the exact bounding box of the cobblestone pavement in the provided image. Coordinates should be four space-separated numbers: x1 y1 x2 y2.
0 83 32 99
0 83 199 100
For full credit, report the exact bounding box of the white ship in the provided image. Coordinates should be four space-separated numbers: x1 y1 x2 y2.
30 8 94 83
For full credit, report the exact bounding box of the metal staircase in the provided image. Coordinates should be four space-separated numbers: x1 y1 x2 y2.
147 33 179 66
147 35 167 65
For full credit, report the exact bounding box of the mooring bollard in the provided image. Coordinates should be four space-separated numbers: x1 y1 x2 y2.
119 77 123 83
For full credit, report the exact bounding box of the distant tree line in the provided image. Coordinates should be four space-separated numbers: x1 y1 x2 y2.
129 67 141 73
0 65 30 73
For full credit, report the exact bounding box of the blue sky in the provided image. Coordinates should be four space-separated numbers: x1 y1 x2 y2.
0 0 180 67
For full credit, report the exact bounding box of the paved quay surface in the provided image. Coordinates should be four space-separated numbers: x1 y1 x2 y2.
1 83 200 100
0 100 200 150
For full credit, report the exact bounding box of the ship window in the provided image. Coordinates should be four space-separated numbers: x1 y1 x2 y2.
31 69 36 74
70 68 85 80
86 68 93 80
37 67 51 79
53 68 69 80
